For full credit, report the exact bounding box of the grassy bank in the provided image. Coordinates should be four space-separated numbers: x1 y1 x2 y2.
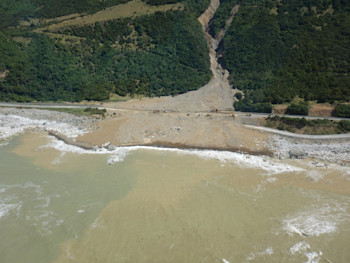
42 107 107 117
265 115 350 135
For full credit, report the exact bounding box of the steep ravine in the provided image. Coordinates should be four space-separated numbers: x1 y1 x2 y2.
113 0 236 112
198 0 237 84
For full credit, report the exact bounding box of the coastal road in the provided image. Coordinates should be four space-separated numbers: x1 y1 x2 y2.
245 125 350 140
237 112 350 140
1 102 350 141
235 112 350 121
0 102 102 109
2 102 350 121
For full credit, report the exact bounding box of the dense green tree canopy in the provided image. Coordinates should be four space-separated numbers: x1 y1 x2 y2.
0 0 210 101
1 0 349 106
210 0 350 112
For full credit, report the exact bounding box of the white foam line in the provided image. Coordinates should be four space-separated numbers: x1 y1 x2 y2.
0 202 21 219
290 242 324 263
0 113 305 174
42 136 305 174
282 201 350 237
247 247 274 262
290 241 311 255
305 251 323 263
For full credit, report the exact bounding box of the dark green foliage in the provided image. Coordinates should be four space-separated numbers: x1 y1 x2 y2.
335 104 350 118
59 19 133 45
215 0 350 110
209 0 239 37
0 1 210 102
266 116 309 129
183 0 210 17
234 99 272 113
234 92 242 100
339 120 350 131
266 115 350 134
286 102 309 115
0 33 101 101
0 0 36 28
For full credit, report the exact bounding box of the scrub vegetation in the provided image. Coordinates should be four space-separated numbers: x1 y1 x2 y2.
0 0 210 102
265 115 350 135
1 0 349 115
210 0 350 114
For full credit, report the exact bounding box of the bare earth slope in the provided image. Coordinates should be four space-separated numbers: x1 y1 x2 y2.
3 0 349 161
106 0 235 113
74 0 270 154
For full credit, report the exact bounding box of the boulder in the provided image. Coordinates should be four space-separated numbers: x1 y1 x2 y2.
289 149 308 159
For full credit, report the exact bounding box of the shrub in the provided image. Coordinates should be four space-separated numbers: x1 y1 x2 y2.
286 102 309 115
335 104 350 118
234 99 272 113
338 120 350 131
234 92 242 100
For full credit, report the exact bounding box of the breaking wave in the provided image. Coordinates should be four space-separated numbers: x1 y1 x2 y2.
42 136 304 174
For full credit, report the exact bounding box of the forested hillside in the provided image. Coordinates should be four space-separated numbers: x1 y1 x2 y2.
210 0 350 112
0 0 210 101
2 0 349 105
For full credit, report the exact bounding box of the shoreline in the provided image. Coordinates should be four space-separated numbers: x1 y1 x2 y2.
1 0 350 165
1 106 350 165
47 130 273 157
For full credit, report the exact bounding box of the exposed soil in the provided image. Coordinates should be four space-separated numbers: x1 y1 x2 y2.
103 0 236 113
215 4 240 44
308 103 334 117
4 0 349 163
73 0 271 154
77 110 269 154
36 0 183 32
272 103 335 117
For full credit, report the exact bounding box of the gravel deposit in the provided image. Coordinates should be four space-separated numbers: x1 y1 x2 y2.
0 107 97 141
269 135 350 164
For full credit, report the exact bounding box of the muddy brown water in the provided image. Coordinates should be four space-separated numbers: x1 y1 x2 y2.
1 133 350 263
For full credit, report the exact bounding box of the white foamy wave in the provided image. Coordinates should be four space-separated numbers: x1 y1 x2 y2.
282 201 350 237
305 251 323 263
42 138 133 164
178 149 304 175
290 241 311 254
0 114 87 140
283 214 337 237
42 138 111 154
306 170 324 182
0 202 22 219
25 210 64 236
266 177 277 183
106 147 132 164
42 137 304 173
0 184 28 220
247 247 274 262
0 182 63 235
107 154 126 164
290 242 323 263
51 152 66 165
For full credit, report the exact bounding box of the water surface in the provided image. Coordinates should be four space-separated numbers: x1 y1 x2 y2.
1 133 350 263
